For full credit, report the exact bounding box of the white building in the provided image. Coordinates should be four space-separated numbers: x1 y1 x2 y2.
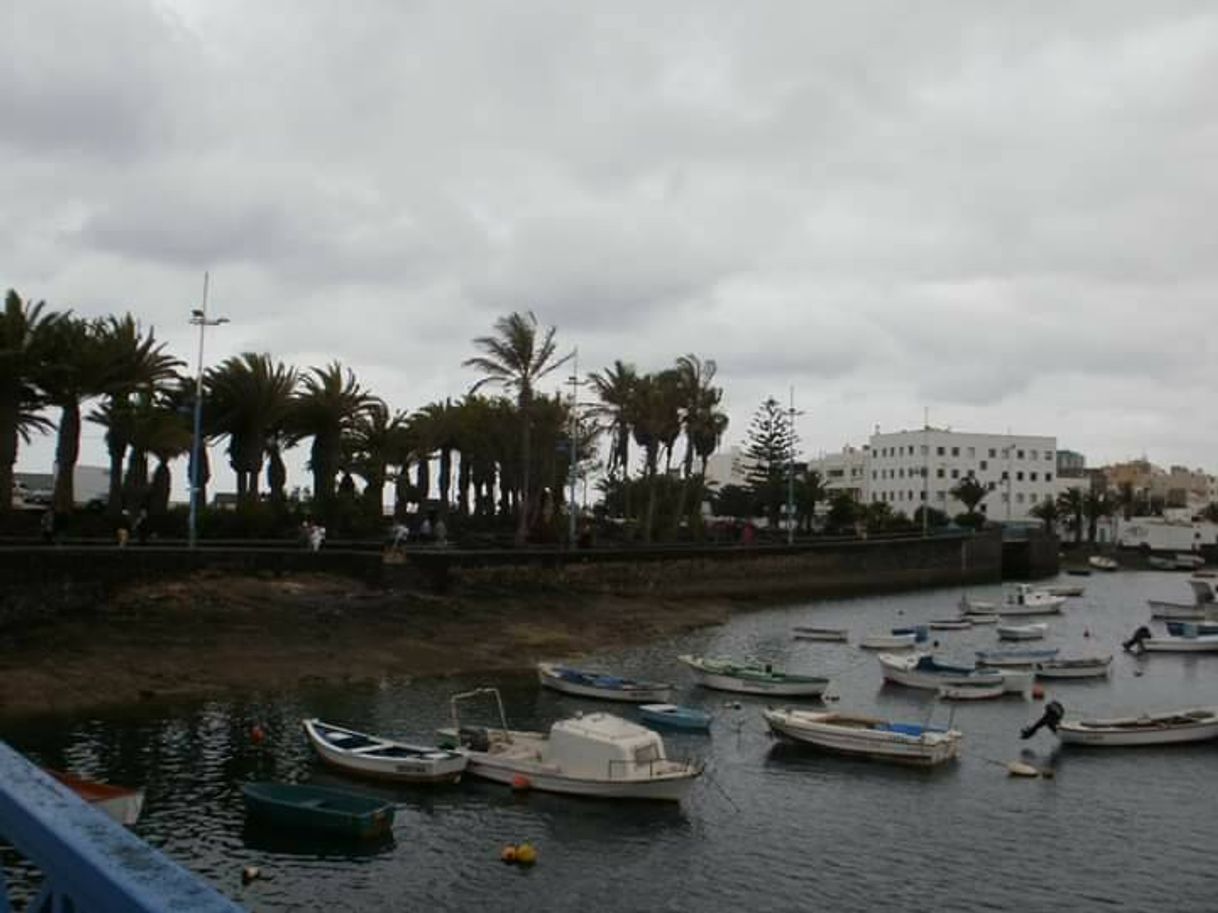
808 446 868 502
704 446 748 490
865 427 1061 523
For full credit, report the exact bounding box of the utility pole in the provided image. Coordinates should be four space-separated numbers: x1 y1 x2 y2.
785 386 804 545
567 348 581 548
188 273 229 549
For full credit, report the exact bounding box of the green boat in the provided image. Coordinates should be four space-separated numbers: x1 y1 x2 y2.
241 782 395 840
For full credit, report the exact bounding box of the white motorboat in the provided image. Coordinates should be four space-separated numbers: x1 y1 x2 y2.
997 622 1048 641
678 655 830 696
858 632 917 650
958 596 997 615
1088 555 1119 572
1034 656 1113 679
937 682 1005 701
1138 634 1218 653
537 662 673 703
438 688 701 801
303 719 468 784
763 708 962 766
1045 584 1086 597
791 625 849 642
877 653 1005 691
1147 579 1216 620
1058 707 1218 746
1000 584 1065 616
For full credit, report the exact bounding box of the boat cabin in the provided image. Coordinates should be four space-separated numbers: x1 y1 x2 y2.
543 713 669 781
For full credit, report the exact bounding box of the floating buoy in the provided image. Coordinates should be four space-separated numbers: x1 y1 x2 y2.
241 866 261 885
500 845 517 864
1083 628 1091 638
510 774 532 791
1007 761 1040 778
515 842 538 866
1031 683 1046 700
250 725 266 745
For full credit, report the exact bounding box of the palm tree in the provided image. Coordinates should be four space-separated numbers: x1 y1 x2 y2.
135 399 194 516
672 354 727 534
629 370 683 540
1057 488 1085 545
346 402 410 518
795 469 826 533
588 360 638 518
950 476 988 525
1029 497 1059 534
89 315 181 517
291 362 379 517
0 290 61 513
463 312 572 545
205 353 298 504
416 399 463 512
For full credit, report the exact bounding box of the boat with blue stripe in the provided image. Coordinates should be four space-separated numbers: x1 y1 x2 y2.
537 662 674 703
638 703 712 731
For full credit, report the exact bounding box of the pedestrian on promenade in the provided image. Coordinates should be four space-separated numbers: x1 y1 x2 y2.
433 515 447 546
308 523 326 552
116 510 131 547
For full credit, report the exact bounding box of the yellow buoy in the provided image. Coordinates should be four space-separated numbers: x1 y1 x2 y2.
515 843 538 866
500 845 517 864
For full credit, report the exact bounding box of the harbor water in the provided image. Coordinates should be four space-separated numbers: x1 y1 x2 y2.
4 570 1218 911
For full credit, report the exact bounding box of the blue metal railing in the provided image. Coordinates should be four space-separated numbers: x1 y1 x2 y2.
0 740 244 912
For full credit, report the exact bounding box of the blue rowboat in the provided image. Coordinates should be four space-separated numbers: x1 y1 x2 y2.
537 662 673 702
638 703 712 731
241 782 395 840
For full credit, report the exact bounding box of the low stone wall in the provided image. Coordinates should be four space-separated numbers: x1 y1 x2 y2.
399 530 1005 600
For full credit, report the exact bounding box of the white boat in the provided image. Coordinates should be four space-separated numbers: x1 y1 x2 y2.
1045 584 1085 597
791 626 849 642
1000 584 1065 616
438 688 701 801
1034 656 1113 679
303 719 468 783
1174 553 1206 570
678 655 830 696
1088 555 1119 572
991 667 1035 694
997 622 1048 641
47 770 145 826
1138 633 1218 653
877 653 1006 691
937 682 1005 701
1147 579 1216 620
536 662 673 703
1059 707 1218 746
763 708 962 766
976 647 1059 667
858 632 917 650
958 596 996 614
929 619 972 631
964 613 999 625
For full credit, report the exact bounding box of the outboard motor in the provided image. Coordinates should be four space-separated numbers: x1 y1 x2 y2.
1021 700 1064 739
1122 625 1152 654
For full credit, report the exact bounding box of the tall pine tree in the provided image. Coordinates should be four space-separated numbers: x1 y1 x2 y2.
736 396 798 530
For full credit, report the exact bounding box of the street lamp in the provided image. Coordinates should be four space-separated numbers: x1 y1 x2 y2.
188 272 229 548
785 386 805 545
565 348 587 548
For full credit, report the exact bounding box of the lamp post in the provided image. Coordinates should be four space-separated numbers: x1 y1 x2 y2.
566 348 585 548
785 386 805 545
188 272 229 548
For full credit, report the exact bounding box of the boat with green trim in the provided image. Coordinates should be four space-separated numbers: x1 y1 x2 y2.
678 655 830 696
241 782 395 840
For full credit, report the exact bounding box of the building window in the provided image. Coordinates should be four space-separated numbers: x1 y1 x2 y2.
1016 493 1025 503
899 468 905 478
1017 449 1025 460
937 446 945 456
967 447 975 458
951 469 960 479
1046 473 1053 482
936 491 945 501
920 491 926 501
920 445 928 456
989 448 997 458
980 460 988 470
1001 471 1009 481
951 447 959 457
967 469 975 479
1001 493 1009 503
1044 450 1053 460
987 481 996 491
1030 471 1038 481
936 468 945 479
1016 471 1024 481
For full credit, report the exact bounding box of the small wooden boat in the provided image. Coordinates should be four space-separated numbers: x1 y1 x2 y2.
1058 707 1218 746
877 653 1005 691
46 769 144 826
1088 555 1119 572
929 619 972 631
537 662 673 703
937 682 1005 701
638 703 712 731
303 719 467 783
998 622 1048 641
763 708 962 766
241 782 395 839
678 655 830 696
1045 584 1085 597
1000 584 1065 616
1034 656 1112 679
859 632 917 650
964 613 999 625
976 648 1059 667
791 625 849 642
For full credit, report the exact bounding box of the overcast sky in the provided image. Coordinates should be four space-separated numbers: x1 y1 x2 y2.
5 0 1217 496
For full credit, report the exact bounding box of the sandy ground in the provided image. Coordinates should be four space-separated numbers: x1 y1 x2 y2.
0 572 733 718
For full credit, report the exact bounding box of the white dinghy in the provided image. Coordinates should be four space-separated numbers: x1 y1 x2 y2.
1034 656 1112 679
763 708 961 766
791 626 849 642
438 688 702 801
997 622 1048 641
858 632 917 650
1060 708 1218 746
303 719 468 784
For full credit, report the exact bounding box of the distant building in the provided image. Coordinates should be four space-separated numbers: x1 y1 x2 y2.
704 446 748 490
15 465 109 507
805 446 867 502
865 427 1060 523
1056 449 1086 478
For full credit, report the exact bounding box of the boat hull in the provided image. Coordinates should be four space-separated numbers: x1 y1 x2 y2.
878 654 1004 691
47 770 144 826
858 633 917 650
460 754 698 801
685 667 828 696
304 720 467 784
998 624 1047 641
1140 636 1218 653
938 683 1004 700
763 709 960 766
242 783 395 839
537 664 673 703
1034 658 1112 679
1059 709 1218 746
791 628 849 642
638 704 712 731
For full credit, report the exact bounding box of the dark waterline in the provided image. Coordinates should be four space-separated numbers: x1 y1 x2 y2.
4 571 1218 912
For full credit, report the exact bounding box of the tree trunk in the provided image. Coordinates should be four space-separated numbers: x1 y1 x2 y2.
124 446 149 509
0 398 16 515
415 458 430 505
438 446 452 512
106 433 126 518
516 401 531 545
456 451 471 516
267 444 286 508
53 398 81 513
150 460 171 515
